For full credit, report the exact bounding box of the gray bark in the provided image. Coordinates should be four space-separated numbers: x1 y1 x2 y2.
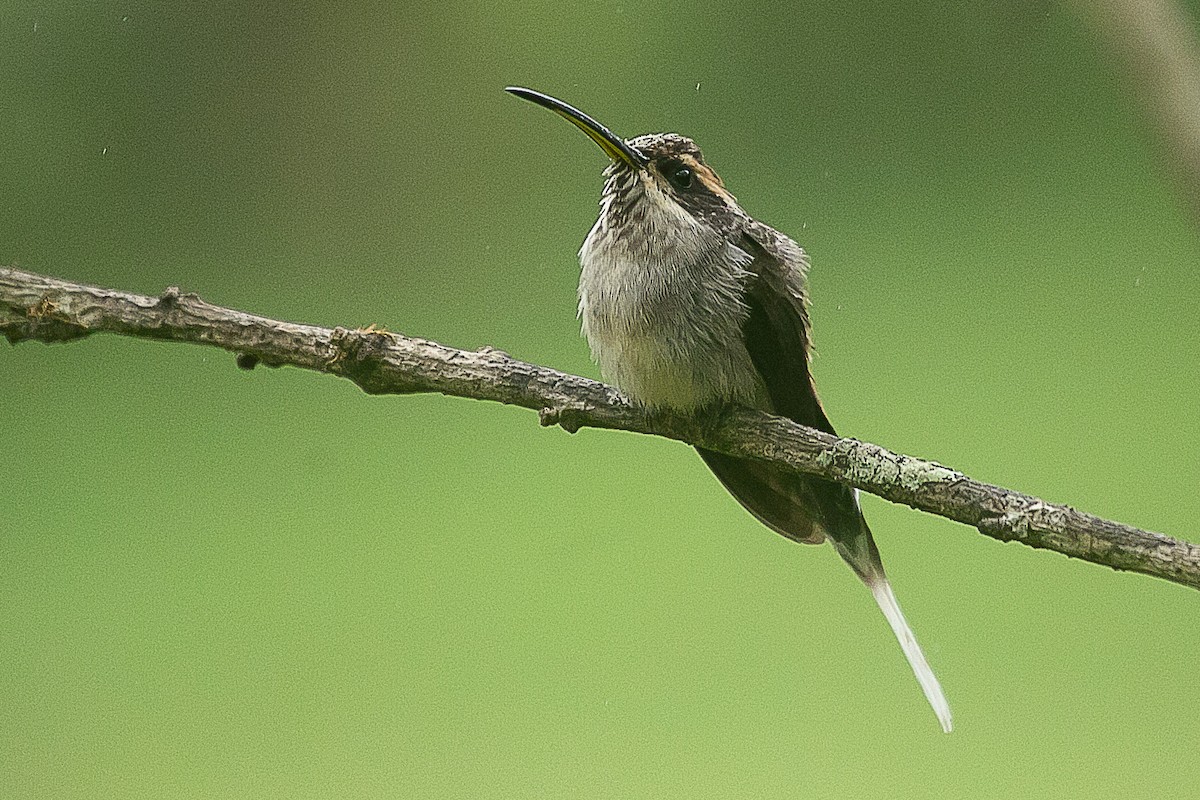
3 266 1198 591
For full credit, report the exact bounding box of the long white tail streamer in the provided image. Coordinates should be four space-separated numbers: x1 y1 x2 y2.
869 579 953 733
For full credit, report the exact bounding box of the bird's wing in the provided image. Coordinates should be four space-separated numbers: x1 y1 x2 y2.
697 219 875 562
737 219 831 433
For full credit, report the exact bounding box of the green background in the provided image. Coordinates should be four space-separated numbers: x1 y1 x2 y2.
3 1 1199 797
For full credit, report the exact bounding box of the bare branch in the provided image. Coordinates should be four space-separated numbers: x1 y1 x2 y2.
4 266 1198 591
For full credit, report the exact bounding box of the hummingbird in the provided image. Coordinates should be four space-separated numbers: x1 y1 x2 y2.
506 86 952 732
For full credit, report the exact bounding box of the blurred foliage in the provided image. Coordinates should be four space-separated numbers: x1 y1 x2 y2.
2 1 1199 797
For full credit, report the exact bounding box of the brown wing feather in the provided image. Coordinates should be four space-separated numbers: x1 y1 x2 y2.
696 221 881 575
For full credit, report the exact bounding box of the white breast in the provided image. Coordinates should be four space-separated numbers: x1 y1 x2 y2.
577 183 766 412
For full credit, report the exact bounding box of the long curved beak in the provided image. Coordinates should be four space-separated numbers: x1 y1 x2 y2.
505 86 649 168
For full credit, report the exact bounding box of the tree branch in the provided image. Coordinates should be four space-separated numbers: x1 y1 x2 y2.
4 266 1198 591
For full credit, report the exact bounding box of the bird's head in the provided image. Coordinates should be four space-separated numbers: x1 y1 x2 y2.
505 87 747 241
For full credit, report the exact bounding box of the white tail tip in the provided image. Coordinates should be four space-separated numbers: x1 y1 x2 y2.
869 579 953 733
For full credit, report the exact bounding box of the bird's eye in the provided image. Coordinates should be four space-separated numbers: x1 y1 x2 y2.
667 165 693 190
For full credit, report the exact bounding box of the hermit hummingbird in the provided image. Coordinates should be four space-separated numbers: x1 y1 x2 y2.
506 86 951 732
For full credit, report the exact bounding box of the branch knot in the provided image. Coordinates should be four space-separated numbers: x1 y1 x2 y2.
539 404 588 433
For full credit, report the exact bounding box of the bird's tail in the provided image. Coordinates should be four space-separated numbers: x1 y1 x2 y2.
831 534 953 733
698 448 951 731
869 573 953 733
